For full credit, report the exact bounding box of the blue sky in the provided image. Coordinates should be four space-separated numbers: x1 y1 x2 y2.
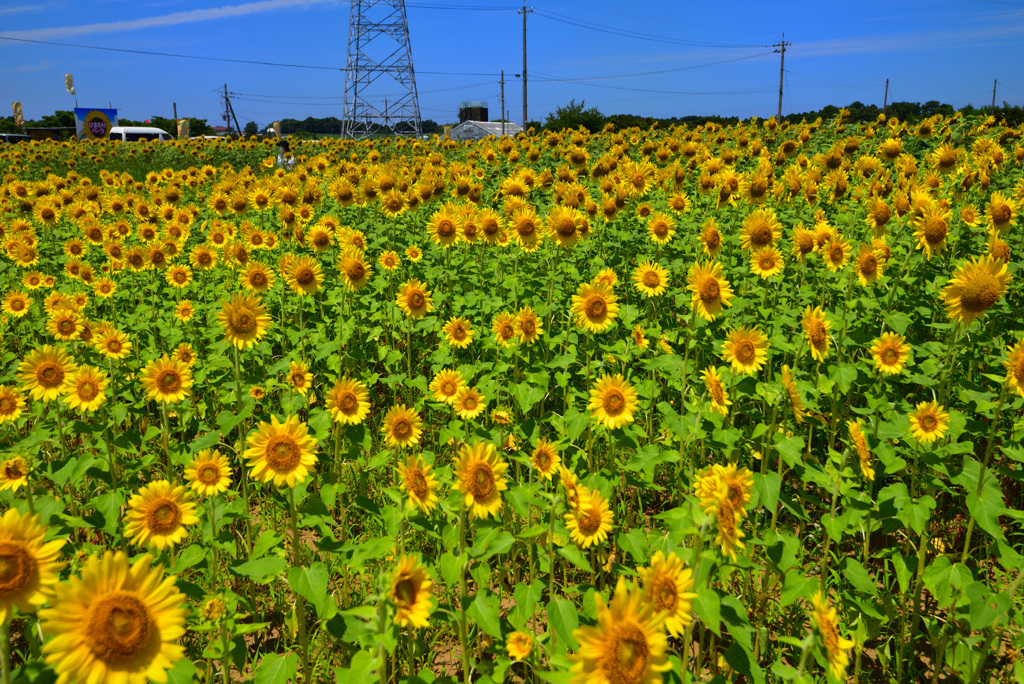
2 0 1024 129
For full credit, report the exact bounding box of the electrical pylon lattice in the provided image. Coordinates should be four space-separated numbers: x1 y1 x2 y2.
342 0 422 139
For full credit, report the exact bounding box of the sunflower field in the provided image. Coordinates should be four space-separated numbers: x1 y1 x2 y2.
1 110 1023 684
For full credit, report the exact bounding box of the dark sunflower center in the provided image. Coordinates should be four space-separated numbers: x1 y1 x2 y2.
699 278 720 302
960 273 1000 312
759 255 775 271
198 464 220 484
808 322 826 346
57 319 76 334
830 246 844 263
735 341 755 363
517 220 536 237
923 217 947 244
77 380 99 401
147 499 182 535
395 578 416 606
339 393 358 412
266 436 301 472
881 347 899 364
521 319 535 335
251 272 267 287
408 469 428 499
642 271 660 288
469 463 495 500
1011 355 1024 383
38 363 63 387
709 379 724 404
409 293 425 310
159 371 182 392
578 505 603 534
533 450 552 471
295 268 314 285
920 414 938 431
603 391 625 416
0 541 36 595
437 219 456 237
704 229 721 248
232 311 256 333
392 419 411 439
991 203 1011 225
750 222 772 246
461 394 478 411
86 592 152 663
860 254 878 275
557 219 576 236
651 575 678 612
587 298 607 318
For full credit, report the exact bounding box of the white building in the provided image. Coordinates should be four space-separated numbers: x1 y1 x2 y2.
451 120 523 141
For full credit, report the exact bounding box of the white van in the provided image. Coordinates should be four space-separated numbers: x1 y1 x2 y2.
108 126 173 142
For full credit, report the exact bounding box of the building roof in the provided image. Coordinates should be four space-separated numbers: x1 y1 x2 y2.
451 120 523 140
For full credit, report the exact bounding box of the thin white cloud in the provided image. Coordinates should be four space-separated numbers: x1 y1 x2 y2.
0 0 334 41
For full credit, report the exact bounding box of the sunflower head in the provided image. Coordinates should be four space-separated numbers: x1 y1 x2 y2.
452 441 508 519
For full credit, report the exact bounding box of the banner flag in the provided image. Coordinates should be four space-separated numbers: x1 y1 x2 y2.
272 121 281 137
64 74 75 96
12 102 25 127
177 119 190 139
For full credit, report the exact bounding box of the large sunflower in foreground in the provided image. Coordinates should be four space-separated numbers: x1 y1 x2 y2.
722 327 769 376
739 207 782 251
123 480 199 551
588 374 637 430
810 591 855 681
382 404 423 449
140 356 192 404
941 256 1011 326
565 487 614 548
430 369 466 405
571 282 619 332
396 279 433 319
869 333 910 375
686 261 733 321
244 414 319 487
217 292 271 349
326 377 370 425
388 556 433 628
638 551 697 637
19 346 78 402
570 577 670 684
397 454 439 514
452 441 508 519
0 508 65 623
40 552 187 684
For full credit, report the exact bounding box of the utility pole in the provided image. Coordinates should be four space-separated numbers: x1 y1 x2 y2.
500 70 506 136
773 34 790 120
223 84 230 134
519 4 531 127
883 78 889 117
173 102 178 121
992 79 998 116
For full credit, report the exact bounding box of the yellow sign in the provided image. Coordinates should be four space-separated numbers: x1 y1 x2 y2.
80 110 112 139
12 102 24 127
177 119 190 139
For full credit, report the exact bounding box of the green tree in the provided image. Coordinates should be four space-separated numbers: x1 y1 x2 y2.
544 99 604 132
244 121 259 136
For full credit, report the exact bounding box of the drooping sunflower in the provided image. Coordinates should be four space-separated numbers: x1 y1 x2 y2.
699 218 723 257
632 325 649 351
632 260 669 297
61 365 108 414
123 480 199 551
287 360 313 396
750 246 784 279
847 419 875 481
739 207 782 251
217 292 271 349
941 256 1011 326
571 282 619 333
18 345 78 402
244 414 319 488
570 577 670 684
587 374 638 430
0 455 29 491
0 508 65 623
686 260 734 322
382 404 423 449
2 291 32 318
140 356 192 404
0 385 27 424
453 441 508 519
801 306 831 362
388 556 433 629
638 551 697 637
908 401 950 444
530 438 561 480
325 377 370 425
184 449 232 496
443 316 474 348
701 367 731 416
854 243 884 286
339 252 373 291
722 327 769 376
810 591 855 681
912 201 951 259
40 551 187 684
869 332 911 375
492 311 519 347
396 279 433 319
565 487 614 548
396 454 439 514
430 369 465 405
1004 339 1024 397
454 387 486 420
780 365 806 423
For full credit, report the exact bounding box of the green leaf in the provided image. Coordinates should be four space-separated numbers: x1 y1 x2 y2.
547 599 580 652
438 551 466 589
780 572 815 606
470 530 515 561
231 556 288 583
333 650 377 683
966 492 1007 543
693 587 721 635
753 472 781 512
288 562 333 616
166 656 197 684
253 652 298 684
842 559 877 596
509 581 544 630
720 595 752 651
558 545 594 573
171 544 206 574
467 591 503 640
773 434 805 468
189 429 222 453
616 529 649 563
723 641 765 684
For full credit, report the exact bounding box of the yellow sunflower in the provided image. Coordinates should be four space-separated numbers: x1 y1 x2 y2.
810 591 855 681
492 311 518 347
570 577 670 684
378 250 401 271
284 255 323 296
217 292 271 349
140 356 192 404
750 246 784 279
588 374 638 430
40 551 187 684
396 455 439 514
61 365 108 413
739 207 782 251
781 364 806 423
571 282 619 332
339 252 373 291
530 438 562 480
506 632 534 661
638 551 697 637
382 404 423 449
96 329 132 360
822 237 852 272
244 414 319 488
18 345 78 403
515 306 543 344
632 260 669 297
0 454 30 492
427 205 461 248
912 201 951 259
847 419 875 481
452 441 508 519
869 333 910 375
854 243 884 286
701 367 731 416
47 309 83 342
174 300 194 322
510 207 543 252
0 508 65 623
397 279 433 319
443 316 474 348
801 306 831 362
687 261 734 323
941 256 1012 326
565 487 614 548
454 387 486 420
647 212 675 244
325 377 370 425
1004 339 1024 397
388 556 433 629
985 191 1018 235
0 385 27 424
430 369 465 405
123 480 199 551
184 449 232 496
240 261 275 293
722 327 769 376
287 360 313 396
908 401 950 444
2 291 32 318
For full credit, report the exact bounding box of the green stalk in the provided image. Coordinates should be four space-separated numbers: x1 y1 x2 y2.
458 501 472 684
288 487 312 683
959 382 1008 564
1 619 11 684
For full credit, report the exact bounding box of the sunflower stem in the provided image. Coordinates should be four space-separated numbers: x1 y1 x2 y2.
959 381 1008 564
0 618 11 684
160 403 172 479
288 487 312 683
458 500 472 684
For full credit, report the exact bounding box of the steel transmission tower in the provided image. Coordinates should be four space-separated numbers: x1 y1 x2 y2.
342 0 422 139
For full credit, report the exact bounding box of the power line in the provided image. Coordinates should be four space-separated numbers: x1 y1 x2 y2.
532 70 773 96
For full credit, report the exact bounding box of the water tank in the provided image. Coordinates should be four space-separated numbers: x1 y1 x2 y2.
458 100 488 123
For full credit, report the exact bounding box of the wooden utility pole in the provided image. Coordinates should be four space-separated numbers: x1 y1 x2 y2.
173 102 178 121
883 78 889 116
773 34 790 120
223 84 230 134
500 70 506 136
519 4 531 127
992 79 998 115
